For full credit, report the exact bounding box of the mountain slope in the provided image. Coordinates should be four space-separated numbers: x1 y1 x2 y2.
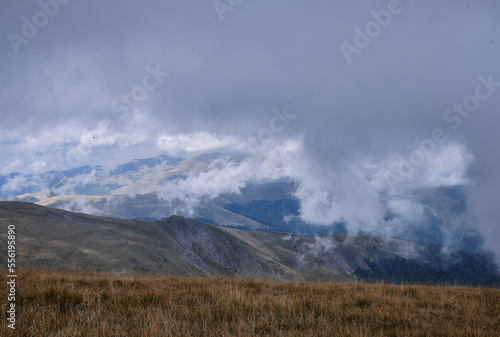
0 202 498 285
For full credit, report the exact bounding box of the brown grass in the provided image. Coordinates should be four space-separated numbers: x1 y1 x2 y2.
1 271 499 336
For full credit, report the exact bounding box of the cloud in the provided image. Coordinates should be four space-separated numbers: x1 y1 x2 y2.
0 157 23 176
0 172 53 196
293 160 385 230
156 132 243 156
1 175 31 194
293 142 474 240
59 197 106 217
50 169 103 196
2 112 160 173
156 137 304 215
376 143 474 193
387 198 424 223
19 122 83 153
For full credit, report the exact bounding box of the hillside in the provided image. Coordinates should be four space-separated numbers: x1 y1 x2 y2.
0 201 498 285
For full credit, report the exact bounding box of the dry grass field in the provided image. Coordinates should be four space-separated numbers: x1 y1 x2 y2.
1 271 499 336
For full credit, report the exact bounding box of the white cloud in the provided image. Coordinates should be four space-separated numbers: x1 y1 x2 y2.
423 144 474 188
156 137 304 215
59 197 106 216
1 175 30 193
156 132 243 155
293 161 385 231
387 198 424 223
0 157 23 176
293 142 474 239
51 169 102 196
19 122 84 153
376 143 473 193
3 111 159 174
0 172 53 195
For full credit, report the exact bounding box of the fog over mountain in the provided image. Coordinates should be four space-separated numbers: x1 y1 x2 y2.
1 1 499 263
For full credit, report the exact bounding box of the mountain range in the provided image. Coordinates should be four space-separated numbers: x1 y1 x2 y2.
0 201 498 285
0 153 485 252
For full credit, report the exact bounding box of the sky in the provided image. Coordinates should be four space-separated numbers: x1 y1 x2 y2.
1 0 499 259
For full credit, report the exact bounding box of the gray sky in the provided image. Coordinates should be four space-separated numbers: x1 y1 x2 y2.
1 0 500 258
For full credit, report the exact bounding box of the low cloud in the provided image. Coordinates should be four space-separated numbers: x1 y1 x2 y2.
1 172 52 196
294 142 473 238
59 197 106 216
156 137 304 215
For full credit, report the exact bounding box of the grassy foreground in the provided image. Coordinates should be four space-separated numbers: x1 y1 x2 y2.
1 271 499 336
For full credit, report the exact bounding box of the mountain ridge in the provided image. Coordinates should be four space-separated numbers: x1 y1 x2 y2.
1 201 498 285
